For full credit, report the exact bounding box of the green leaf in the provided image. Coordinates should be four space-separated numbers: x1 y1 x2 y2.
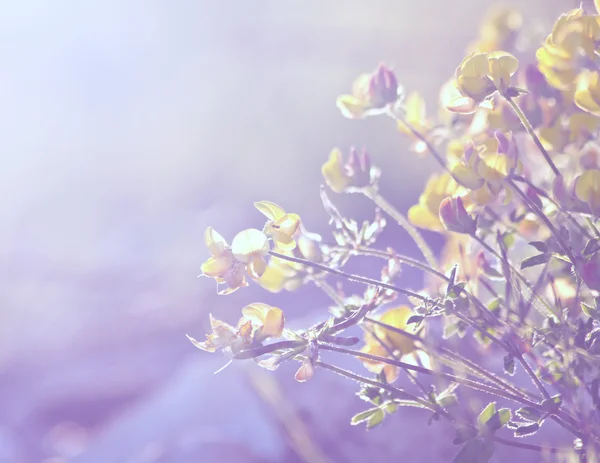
447 265 458 295
582 237 600 256
581 302 600 321
453 437 495 463
366 409 385 429
385 402 398 414
515 406 542 422
477 402 497 428
552 253 572 264
514 422 540 438
484 409 512 433
407 315 424 325
488 298 501 313
350 408 379 425
541 394 562 412
453 426 478 445
528 241 548 253
448 281 467 299
502 232 515 249
520 253 550 270
503 354 516 376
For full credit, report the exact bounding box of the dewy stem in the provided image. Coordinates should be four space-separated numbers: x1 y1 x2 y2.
315 360 434 409
504 94 560 177
269 250 431 302
320 344 537 406
362 187 438 269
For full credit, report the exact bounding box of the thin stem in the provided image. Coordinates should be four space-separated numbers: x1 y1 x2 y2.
507 179 578 268
320 344 538 407
504 95 560 177
363 187 438 269
363 317 536 401
513 350 551 401
352 246 448 280
269 250 431 302
492 436 560 454
473 233 557 318
315 360 434 410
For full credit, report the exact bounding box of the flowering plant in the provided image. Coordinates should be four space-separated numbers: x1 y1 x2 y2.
190 4 600 461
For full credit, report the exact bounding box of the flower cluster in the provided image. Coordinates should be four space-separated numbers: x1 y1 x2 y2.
190 4 600 460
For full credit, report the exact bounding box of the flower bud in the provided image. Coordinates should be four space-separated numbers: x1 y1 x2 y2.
439 196 477 235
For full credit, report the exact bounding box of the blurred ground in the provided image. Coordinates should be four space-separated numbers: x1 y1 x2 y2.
0 1 573 462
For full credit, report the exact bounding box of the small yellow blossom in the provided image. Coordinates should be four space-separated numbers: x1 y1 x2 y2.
448 51 519 114
408 172 462 232
537 9 600 90
468 6 523 53
255 201 301 250
447 135 519 206
574 168 600 215
231 228 270 278
186 314 253 354
360 306 427 382
241 303 285 339
321 147 379 193
575 71 600 116
200 227 270 294
200 228 247 294
336 64 400 119
258 227 323 293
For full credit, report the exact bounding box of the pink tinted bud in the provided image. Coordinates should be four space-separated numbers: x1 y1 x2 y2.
369 64 399 108
439 196 477 235
581 253 600 291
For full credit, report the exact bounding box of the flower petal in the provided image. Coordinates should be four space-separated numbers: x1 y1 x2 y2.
254 201 286 221
231 229 270 263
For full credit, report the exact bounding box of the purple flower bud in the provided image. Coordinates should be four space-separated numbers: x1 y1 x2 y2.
368 64 399 108
439 196 477 235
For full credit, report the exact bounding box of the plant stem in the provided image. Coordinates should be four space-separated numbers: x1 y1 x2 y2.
507 179 578 268
269 250 431 302
472 233 557 318
363 317 535 400
315 360 434 409
504 95 560 177
320 344 538 406
363 187 438 269
352 246 448 280
492 436 560 454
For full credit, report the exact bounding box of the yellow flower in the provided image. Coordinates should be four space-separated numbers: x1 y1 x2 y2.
360 306 427 382
408 172 462 232
448 51 519 114
374 306 420 354
187 314 253 354
255 201 301 250
241 302 285 339
575 71 600 116
447 135 519 206
231 228 270 279
537 9 600 90
200 227 247 294
574 168 600 215
321 147 380 193
336 64 400 119
468 6 523 53
257 226 323 293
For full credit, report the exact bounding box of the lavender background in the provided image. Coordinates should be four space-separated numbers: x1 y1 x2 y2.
0 1 574 462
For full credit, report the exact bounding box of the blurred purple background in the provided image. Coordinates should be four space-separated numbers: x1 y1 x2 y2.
0 1 572 462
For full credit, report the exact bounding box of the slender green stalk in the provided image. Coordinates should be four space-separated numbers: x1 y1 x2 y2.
363 187 438 269
315 360 434 409
320 344 539 407
504 95 560 177
269 250 431 302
